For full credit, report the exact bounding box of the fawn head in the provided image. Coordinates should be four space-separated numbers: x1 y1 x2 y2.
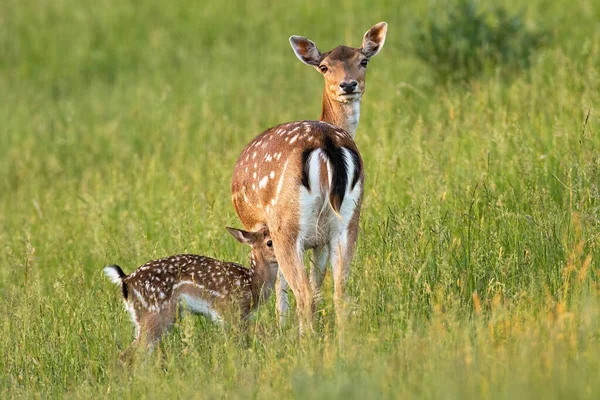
289 22 388 103
226 225 277 273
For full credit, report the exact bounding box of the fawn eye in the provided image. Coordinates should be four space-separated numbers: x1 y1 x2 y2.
266 240 273 248
319 65 328 73
360 59 369 67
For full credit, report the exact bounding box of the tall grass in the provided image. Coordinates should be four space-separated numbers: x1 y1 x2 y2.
1 0 599 398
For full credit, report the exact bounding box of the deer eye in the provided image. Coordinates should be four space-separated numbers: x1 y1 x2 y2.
266 240 273 248
360 59 369 67
319 65 328 73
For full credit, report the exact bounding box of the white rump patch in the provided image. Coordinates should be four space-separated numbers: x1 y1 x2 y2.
298 149 329 247
296 146 363 249
340 148 357 189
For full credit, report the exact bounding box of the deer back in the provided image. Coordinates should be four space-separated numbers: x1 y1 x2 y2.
231 120 363 232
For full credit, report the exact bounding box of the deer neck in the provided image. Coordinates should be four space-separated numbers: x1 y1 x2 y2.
319 91 361 138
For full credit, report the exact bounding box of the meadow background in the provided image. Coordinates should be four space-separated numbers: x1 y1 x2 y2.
1 0 599 398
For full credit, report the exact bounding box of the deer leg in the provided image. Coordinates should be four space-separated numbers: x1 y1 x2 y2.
120 305 176 362
273 238 313 334
330 217 359 332
276 270 290 326
119 305 144 363
330 236 349 331
119 327 154 364
310 245 329 308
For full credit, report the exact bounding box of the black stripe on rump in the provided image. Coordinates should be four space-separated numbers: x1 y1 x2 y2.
122 281 128 300
322 135 348 214
301 148 314 191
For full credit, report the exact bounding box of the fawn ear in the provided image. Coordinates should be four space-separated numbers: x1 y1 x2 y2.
226 227 255 245
361 22 388 59
289 35 322 66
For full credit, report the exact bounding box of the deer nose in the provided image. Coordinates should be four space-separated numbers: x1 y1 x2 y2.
340 81 358 94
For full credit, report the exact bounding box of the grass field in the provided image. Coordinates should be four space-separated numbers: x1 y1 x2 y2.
1 0 599 398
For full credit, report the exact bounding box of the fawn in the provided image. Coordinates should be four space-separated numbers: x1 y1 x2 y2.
104 226 277 354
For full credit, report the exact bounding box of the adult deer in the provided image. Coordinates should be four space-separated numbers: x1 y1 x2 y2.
231 22 388 331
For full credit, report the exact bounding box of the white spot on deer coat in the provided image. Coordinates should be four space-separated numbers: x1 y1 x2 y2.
272 159 289 205
259 176 269 189
297 150 329 246
133 289 149 309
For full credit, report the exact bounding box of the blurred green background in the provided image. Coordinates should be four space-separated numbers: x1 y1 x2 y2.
1 0 599 398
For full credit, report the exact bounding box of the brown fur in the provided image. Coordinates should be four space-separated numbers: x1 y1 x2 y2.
105 226 277 358
231 23 387 331
232 121 361 230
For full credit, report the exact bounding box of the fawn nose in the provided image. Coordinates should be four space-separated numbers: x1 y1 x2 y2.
340 81 358 94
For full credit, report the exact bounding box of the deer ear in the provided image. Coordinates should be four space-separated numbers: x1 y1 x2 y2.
361 22 388 59
289 36 321 66
226 227 255 245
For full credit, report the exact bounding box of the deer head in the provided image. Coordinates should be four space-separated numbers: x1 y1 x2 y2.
289 22 388 105
226 225 278 281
